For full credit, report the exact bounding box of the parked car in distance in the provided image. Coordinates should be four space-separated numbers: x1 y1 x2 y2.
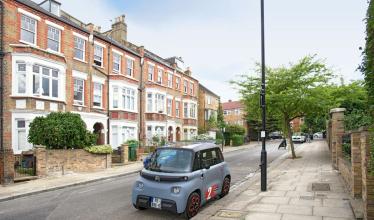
313 132 323 139
292 132 306 143
269 131 283 139
132 143 231 219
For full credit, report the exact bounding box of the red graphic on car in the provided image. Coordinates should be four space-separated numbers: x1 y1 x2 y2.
205 184 219 200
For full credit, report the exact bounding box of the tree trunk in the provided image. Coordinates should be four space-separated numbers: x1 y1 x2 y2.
285 118 296 159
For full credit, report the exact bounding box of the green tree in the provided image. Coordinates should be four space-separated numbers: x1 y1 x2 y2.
233 55 332 158
207 114 217 131
217 102 225 129
28 112 96 149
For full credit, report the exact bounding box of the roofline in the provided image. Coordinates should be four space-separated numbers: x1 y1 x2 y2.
199 83 220 98
14 0 140 57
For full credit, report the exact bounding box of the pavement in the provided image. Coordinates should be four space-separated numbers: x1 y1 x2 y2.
194 140 358 220
0 141 261 203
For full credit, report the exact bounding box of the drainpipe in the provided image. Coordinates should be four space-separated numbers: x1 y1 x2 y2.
106 37 112 145
0 0 5 183
138 50 144 147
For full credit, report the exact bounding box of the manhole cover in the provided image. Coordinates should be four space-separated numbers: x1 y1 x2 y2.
312 183 330 191
216 210 246 218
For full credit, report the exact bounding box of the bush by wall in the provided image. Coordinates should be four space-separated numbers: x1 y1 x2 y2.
28 112 96 149
84 145 113 154
232 134 244 146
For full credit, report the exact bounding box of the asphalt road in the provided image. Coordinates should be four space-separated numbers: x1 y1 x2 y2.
0 140 291 220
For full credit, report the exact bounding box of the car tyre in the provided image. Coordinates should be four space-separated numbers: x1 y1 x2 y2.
133 204 146 210
220 177 230 198
184 192 201 219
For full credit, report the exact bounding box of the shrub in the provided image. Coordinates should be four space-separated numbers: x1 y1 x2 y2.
126 139 139 147
84 145 113 154
194 134 214 141
232 134 244 146
215 139 223 145
225 124 245 138
28 112 96 149
216 131 224 140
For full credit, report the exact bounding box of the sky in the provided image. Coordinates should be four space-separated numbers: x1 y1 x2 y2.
35 0 368 102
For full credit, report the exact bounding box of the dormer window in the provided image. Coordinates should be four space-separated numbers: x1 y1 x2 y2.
39 0 61 17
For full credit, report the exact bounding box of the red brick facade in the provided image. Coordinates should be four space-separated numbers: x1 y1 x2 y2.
0 0 203 184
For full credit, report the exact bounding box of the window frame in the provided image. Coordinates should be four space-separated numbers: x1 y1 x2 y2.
183 80 188 94
176 77 180 90
175 101 180 117
74 36 86 61
32 64 59 98
73 77 84 106
167 73 173 88
167 98 172 116
16 62 26 94
93 82 103 108
126 58 134 77
20 14 37 45
113 52 121 73
94 44 104 67
157 68 163 85
47 25 61 53
148 65 154 81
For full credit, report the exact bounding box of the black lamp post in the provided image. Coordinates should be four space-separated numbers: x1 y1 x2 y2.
260 0 267 192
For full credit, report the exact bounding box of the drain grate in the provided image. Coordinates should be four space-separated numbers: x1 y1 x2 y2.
312 183 330 191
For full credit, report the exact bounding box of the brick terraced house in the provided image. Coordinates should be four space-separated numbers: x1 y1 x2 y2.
0 0 210 184
222 100 249 138
198 84 220 133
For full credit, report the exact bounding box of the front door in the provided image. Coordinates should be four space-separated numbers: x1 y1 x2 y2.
201 148 223 202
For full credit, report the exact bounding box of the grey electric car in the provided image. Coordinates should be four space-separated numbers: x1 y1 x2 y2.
132 143 231 219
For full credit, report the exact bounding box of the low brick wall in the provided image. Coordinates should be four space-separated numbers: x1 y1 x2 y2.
338 158 353 193
34 147 111 176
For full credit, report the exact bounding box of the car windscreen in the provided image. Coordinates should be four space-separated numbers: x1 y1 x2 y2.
147 148 193 173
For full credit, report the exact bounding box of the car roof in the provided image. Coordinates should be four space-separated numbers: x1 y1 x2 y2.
160 142 219 152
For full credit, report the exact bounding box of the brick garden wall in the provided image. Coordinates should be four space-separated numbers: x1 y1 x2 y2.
34 147 111 176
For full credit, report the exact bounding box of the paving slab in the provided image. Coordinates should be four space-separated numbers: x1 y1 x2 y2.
313 207 354 218
245 212 282 220
281 214 322 220
277 204 313 215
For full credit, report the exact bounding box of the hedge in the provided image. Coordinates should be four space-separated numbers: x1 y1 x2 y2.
84 145 113 154
232 134 244 146
28 112 96 149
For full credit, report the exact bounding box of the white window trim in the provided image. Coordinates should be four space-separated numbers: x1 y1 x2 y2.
45 20 64 30
93 82 103 108
94 41 107 48
94 44 104 67
109 81 138 112
112 48 123 56
157 66 164 70
73 77 85 106
18 8 41 21
47 25 61 53
113 52 121 73
74 36 86 62
92 75 105 84
147 61 155 66
72 70 88 80
125 55 135 61
73 32 88 41
20 14 37 46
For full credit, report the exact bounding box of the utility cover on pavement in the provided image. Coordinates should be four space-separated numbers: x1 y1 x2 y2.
312 183 330 191
216 210 247 218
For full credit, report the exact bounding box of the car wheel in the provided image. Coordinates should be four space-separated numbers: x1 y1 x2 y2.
220 177 230 198
184 192 201 219
133 204 146 210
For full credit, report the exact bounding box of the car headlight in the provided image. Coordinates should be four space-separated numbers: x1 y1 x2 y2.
136 181 144 189
171 186 181 194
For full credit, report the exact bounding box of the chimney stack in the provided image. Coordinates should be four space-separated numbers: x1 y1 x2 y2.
110 15 127 42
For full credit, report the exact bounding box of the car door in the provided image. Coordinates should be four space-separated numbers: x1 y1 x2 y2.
201 148 223 202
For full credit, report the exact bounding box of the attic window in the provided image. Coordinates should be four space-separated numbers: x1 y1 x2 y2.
40 0 61 17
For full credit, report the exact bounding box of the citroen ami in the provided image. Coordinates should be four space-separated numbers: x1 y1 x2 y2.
132 143 231 219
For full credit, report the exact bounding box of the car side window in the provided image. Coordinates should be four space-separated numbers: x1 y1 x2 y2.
201 148 221 168
192 152 201 171
216 148 224 163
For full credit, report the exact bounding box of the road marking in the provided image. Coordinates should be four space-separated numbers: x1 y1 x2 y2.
230 172 255 191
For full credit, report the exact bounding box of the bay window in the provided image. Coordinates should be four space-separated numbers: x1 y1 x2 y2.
74 36 85 61
113 86 119 108
73 78 84 105
127 58 133 77
16 62 26 94
122 126 135 142
93 83 102 107
94 45 104 67
122 88 135 111
167 99 172 116
32 65 59 98
47 25 60 52
147 93 153 112
184 102 188 118
113 53 121 73
20 14 36 44
176 101 180 117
